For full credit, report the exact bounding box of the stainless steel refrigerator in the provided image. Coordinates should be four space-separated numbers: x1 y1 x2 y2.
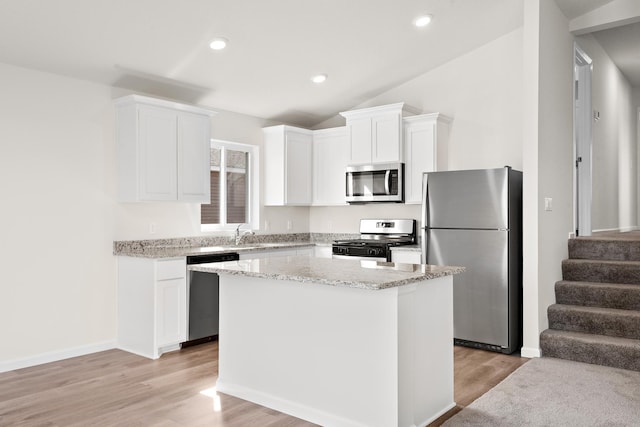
421 167 522 354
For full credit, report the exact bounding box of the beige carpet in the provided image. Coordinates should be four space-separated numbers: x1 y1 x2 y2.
443 357 640 426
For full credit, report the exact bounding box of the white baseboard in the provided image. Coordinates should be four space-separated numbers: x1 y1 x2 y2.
520 346 541 358
592 226 640 234
0 340 116 373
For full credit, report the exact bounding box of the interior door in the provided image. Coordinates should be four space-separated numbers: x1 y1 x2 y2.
426 228 509 348
575 44 593 236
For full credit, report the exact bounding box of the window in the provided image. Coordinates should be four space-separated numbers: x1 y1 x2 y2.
201 140 259 231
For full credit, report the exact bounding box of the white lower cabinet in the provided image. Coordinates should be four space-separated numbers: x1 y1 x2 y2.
117 257 187 359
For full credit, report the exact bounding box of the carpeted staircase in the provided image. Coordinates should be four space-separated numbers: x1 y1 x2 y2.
540 237 640 371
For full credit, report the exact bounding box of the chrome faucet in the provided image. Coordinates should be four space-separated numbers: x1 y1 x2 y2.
235 224 255 245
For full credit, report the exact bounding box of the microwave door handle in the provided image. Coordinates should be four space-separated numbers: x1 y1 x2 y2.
346 172 353 196
384 170 391 195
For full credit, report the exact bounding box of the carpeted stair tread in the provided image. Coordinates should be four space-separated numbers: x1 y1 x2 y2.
562 259 640 284
569 238 640 261
548 304 640 339
555 280 640 310
540 329 640 371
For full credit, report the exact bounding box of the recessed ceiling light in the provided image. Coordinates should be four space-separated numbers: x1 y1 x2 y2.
311 74 327 83
414 14 432 28
209 37 228 50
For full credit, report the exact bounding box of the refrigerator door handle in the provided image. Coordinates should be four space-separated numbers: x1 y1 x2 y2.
421 172 430 228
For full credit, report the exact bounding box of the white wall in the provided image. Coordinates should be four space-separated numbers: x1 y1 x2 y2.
575 34 637 232
0 62 117 365
537 0 575 344
0 60 305 368
521 0 575 356
310 29 524 232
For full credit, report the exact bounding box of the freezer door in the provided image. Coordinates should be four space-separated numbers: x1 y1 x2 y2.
425 228 510 348
422 168 509 229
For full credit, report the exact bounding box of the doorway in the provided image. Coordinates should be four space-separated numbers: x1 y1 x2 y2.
574 43 593 237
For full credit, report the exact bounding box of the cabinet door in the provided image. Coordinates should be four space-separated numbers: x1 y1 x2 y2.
138 106 178 201
313 128 349 205
285 131 313 205
404 120 436 204
348 117 372 164
155 278 186 347
177 113 211 202
372 113 402 163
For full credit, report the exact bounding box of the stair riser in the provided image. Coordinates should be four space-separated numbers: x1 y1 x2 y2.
569 239 640 261
548 308 640 340
562 261 640 284
555 283 640 311
540 333 640 372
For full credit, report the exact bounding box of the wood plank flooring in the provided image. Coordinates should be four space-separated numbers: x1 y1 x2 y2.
0 342 528 426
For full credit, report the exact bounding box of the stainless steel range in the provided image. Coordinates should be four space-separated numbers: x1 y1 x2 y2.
332 219 416 261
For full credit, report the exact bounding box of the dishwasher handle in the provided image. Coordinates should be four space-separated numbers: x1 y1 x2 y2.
186 252 240 264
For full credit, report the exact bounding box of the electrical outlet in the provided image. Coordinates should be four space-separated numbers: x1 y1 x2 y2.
544 198 553 211
149 222 157 234
264 220 270 231
287 220 293 231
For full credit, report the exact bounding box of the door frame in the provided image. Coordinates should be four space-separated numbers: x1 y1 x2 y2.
574 43 593 237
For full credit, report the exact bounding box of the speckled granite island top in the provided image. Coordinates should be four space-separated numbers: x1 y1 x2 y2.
189 255 463 290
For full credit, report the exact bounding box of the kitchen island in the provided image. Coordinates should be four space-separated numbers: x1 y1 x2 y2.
190 256 463 427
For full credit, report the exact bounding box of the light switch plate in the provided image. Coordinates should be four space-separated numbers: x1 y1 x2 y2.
544 197 553 211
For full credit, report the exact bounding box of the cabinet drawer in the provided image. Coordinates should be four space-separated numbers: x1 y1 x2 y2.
156 259 186 280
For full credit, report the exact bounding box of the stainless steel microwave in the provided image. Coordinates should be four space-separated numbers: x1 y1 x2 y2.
346 162 404 203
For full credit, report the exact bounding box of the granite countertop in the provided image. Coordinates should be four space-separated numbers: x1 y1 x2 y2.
115 241 315 259
189 256 464 290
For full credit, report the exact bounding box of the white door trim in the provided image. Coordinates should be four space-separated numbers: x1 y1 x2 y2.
574 43 593 237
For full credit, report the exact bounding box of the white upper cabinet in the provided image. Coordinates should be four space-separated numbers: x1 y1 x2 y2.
263 125 313 206
115 95 216 202
403 113 451 204
312 127 349 206
340 103 408 165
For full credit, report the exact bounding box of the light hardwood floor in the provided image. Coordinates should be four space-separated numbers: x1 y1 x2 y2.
0 342 528 426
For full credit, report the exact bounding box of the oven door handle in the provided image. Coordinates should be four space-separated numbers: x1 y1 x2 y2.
384 170 391 195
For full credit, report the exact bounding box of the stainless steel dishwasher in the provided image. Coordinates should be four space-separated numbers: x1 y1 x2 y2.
182 252 239 347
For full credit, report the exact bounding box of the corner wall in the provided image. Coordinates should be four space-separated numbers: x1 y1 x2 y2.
0 60 302 369
521 0 575 356
0 62 117 366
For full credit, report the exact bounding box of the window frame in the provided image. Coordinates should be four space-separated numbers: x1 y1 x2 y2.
201 139 259 232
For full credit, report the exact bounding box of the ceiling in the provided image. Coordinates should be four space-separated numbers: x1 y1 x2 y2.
590 22 640 87
1 1 635 128
555 0 616 20
0 0 523 128
556 0 640 88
